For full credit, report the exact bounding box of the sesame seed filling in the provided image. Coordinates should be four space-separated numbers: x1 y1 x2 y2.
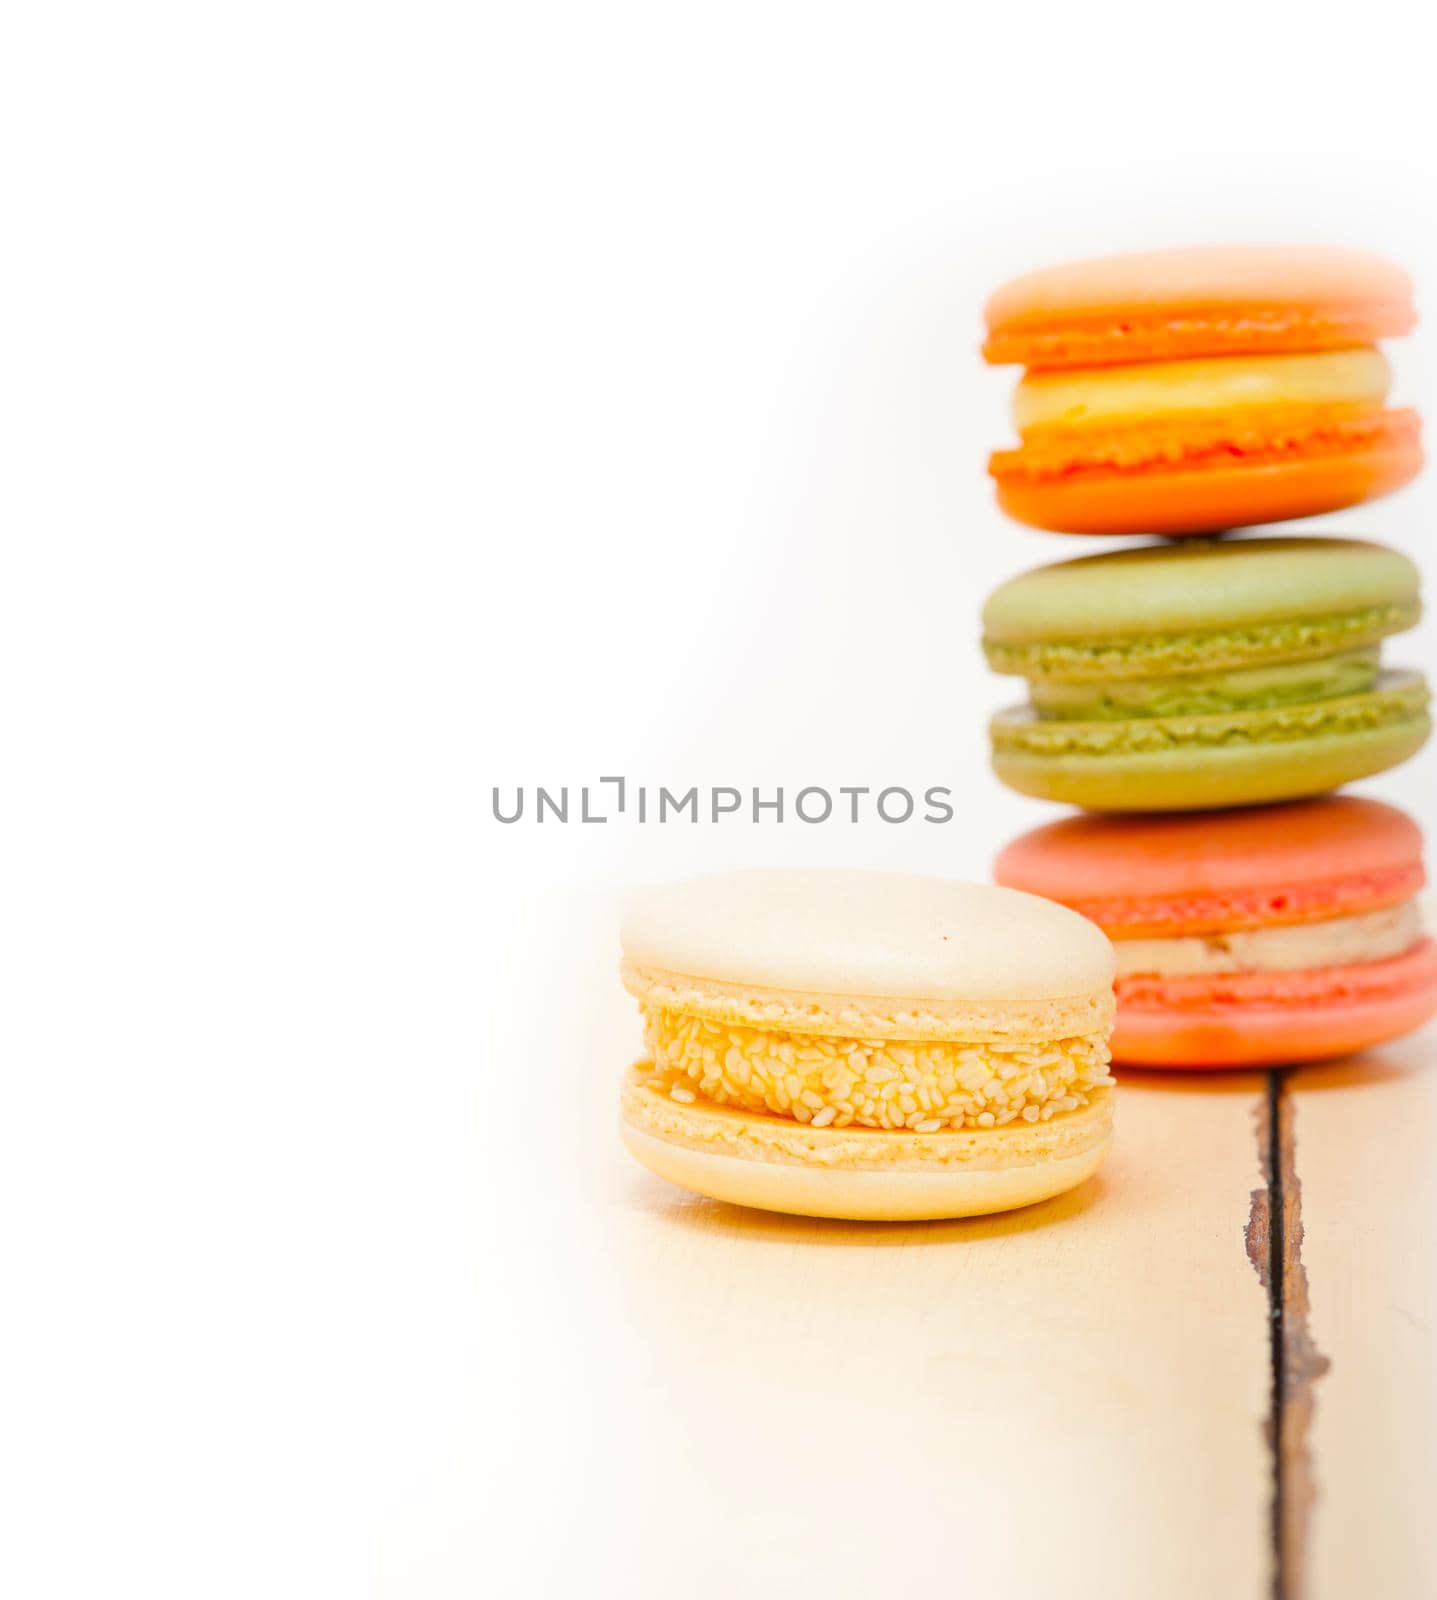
640 1004 1113 1133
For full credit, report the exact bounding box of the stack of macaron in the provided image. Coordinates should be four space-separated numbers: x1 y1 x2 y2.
982 245 1437 1068
614 244 1437 1224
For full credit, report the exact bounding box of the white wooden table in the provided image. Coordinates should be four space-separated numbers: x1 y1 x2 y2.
376 897 1437 1600
596 1034 1437 1599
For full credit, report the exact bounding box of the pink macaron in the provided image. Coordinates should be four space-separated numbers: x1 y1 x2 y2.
995 797 1437 1068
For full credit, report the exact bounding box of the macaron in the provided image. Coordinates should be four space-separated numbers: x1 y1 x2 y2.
983 245 1422 535
995 799 1437 1068
982 536 1430 811
619 871 1116 1220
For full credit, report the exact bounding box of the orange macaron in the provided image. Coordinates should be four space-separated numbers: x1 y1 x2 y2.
984 246 1422 535
995 797 1437 1068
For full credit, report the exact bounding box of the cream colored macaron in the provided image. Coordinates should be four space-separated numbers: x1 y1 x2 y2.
619 871 1117 1221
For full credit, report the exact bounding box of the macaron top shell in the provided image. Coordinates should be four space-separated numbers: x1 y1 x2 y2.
995 798 1426 938
983 245 1415 369
621 870 1114 1002
982 537 1420 679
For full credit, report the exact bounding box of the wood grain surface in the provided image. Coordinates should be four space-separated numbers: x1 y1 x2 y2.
605 1071 1272 1600
1291 1036 1437 1600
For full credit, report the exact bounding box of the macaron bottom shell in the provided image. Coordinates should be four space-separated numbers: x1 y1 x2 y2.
994 435 1423 536
992 677 1431 811
1111 941 1437 1069
621 1071 1113 1221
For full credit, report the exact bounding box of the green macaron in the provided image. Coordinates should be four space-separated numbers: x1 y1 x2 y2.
982 537 1431 811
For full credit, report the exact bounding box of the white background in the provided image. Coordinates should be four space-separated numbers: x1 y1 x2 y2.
3 3 1434 1595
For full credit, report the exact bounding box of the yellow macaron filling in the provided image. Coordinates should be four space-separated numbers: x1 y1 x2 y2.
1012 347 1391 435
640 1004 1113 1133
